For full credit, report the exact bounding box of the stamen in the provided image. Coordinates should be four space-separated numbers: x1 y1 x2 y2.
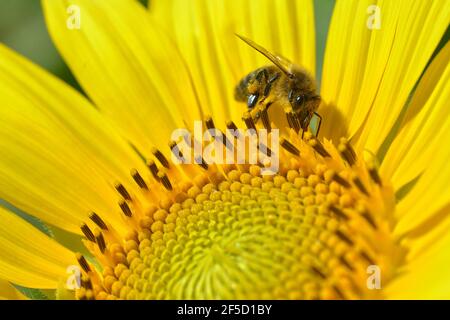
357 205 377 229
205 116 215 130
243 112 257 131
359 250 376 265
80 223 95 242
339 256 354 271
329 204 349 220
152 148 170 168
114 183 132 201
352 175 369 196
260 105 271 131
368 162 382 186
226 120 239 132
338 138 357 166
324 170 351 188
89 212 108 230
205 116 232 149
335 230 354 245
309 138 331 158
281 138 300 156
340 138 357 160
258 143 272 157
338 144 356 166
286 110 300 132
158 172 173 191
333 285 345 299
95 230 106 254
169 141 184 163
81 275 93 290
146 159 160 181
131 169 148 190
311 266 327 279
119 201 133 217
195 156 209 170
76 253 91 273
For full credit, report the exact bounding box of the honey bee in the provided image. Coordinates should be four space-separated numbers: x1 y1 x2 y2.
234 34 322 136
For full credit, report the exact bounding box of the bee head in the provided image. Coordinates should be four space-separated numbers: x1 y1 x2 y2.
289 89 321 112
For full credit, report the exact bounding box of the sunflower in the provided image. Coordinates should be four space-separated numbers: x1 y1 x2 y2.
0 0 449 300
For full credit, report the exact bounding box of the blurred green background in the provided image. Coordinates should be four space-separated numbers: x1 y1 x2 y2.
0 0 335 89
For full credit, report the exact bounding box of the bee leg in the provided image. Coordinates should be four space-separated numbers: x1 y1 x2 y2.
255 68 269 82
263 73 280 98
313 112 322 137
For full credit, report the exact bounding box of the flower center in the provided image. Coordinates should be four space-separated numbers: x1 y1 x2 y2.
73 122 402 300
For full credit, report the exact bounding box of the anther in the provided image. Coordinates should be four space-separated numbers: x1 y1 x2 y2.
260 105 271 131
340 138 357 159
286 110 300 132
195 156 208 170
80 223 95 242
146 159 160 181
226 121 239 133
309 139 331 158
329 205 349 220
205 116 232 149
368 163 382 186
115 183 132 201
333 285 345 299
335 230 354 245
169 141 185 163
95 230 106 254
325 171 351 188
281 138 300 156
339 255 354 271
338 143 356 166
243 112 257 131
119 201 133 217
89 212 108 230
81 275 93 290
357 205 377 229
352 175 369 196
76 253 91 273
205 116 215 130
131 169 148 190
311 266 327 279
158 172 173 191
152 148 170 168
359 250 376 265
258 143 272 157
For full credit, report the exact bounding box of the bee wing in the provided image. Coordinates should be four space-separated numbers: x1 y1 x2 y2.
236 34 294 78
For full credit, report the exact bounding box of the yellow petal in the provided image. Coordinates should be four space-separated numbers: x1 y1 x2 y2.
0 44 147 234
393 123 450 236
385 211 450 299
0 207 76 289
42 0 201 155
355 0 450 152
0 280 27 300
320 0 389 140
320 0 449 149
151 0 316 125
381 41 450 190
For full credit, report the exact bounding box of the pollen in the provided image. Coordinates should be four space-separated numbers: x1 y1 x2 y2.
73 121 402 300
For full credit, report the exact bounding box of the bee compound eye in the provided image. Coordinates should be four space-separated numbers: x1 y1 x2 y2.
296 95 305 105
247 94 259 109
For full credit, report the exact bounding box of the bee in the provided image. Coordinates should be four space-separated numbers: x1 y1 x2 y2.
234 34 322 137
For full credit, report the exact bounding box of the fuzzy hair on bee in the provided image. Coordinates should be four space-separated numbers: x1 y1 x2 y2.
234 34 322 137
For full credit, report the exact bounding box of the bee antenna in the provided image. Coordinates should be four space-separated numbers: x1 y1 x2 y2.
235 33 293 78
